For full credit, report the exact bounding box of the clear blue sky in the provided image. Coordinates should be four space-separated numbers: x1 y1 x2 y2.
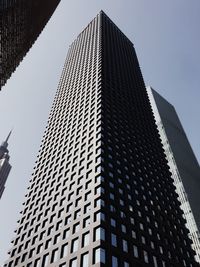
0 0 200 264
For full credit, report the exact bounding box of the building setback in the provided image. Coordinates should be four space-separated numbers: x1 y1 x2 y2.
0 0 60 89
0 131 12 199
147 86 200 263
4 11 198 267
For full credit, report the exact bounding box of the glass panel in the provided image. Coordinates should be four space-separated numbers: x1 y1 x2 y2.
81 253 89 267
94 248 105 264
42 254 49 267
95 227 105 241
83 232 90 247
112 256 118 267
111 234 117 247
72 239 79 253
133 245 138 258
51 249 58 263
153 256 158 267
61 243 68 258
70 258 77 267
122 240 128 252
144 250 149 263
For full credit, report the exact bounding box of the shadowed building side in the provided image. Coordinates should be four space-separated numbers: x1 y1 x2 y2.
147 86 200 263
0 0 60 90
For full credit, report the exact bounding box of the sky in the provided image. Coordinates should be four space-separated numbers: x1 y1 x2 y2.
0 0 200 264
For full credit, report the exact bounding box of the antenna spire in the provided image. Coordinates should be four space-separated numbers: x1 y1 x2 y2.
5 129 12 143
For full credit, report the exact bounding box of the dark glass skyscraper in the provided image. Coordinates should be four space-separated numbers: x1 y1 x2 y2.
0 131 12 199
0 0 60 89
4 11 198 267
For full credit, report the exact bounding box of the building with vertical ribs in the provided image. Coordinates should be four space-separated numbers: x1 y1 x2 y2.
147 86 200 263
0 131 12 199
4 11 198 267
0 0 60 89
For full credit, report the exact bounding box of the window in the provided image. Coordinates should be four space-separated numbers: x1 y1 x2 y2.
14 257 20 266
110 193 114 200
151 241 155 249
84 203 91 213
35 258 40 267
74 209 81 219
153 256 158 267
133 245 138 258
111 218 116 227
139 223 144 230
144 250 149 263
71 238 79 253
111 234 117 247
94 248 105 264
148 228 152 235
42 254 49 267
82 232 90 247
60 243 68 258
54 234 61 244
132 230 136 239
122 240 128 252
112 256 118 267
83 217 90 227
94 227 105 241
70 258 77 267
121 224 126 233
95 211 105 221
73 223 80 233
81 253 89 267
141 236 146 244
51 248 58 263
63 228 70 239
37 244 43 254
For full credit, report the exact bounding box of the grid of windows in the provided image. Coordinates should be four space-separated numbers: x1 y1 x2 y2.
4 10 198 267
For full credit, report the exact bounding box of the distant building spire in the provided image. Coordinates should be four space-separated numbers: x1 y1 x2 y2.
1 129 12 149
0 131 12 198
5 129 12 143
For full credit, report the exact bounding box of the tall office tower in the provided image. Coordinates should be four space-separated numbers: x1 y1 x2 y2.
0 0 60 89
0 131 12 199
4 11 198 267
147 86 200 263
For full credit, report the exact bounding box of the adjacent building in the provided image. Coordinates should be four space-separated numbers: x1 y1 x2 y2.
0 0 60 89
4 12 198 267
0 131 12 199
147 86 200 263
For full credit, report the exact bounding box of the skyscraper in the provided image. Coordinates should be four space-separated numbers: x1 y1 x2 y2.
0 131 12 199
0 0 60 89
147 86 200 263
4 11 198 267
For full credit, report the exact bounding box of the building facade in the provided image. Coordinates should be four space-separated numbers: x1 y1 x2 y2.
0 0 60 89
147 86 200 263
4 11 198 267
0 131 12 199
